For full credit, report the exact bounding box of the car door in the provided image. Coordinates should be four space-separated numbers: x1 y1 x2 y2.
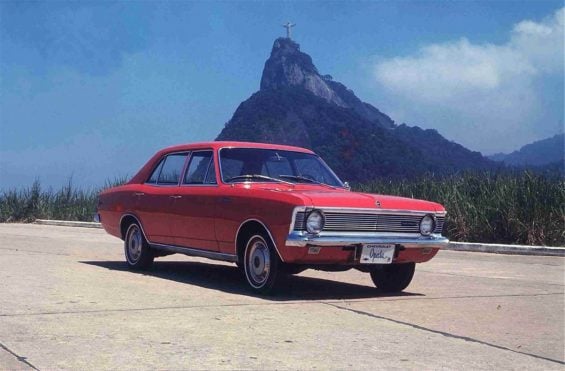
136 152 189 245
170 150 219 251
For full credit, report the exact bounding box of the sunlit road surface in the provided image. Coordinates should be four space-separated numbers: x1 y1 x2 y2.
0 224 563 370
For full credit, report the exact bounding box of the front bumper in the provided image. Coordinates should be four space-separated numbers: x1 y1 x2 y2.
286 232 449 249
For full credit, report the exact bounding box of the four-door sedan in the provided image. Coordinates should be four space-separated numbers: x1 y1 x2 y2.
97 141 448 294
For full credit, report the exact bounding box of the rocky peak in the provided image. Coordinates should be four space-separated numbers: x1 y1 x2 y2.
260 38 346 107
259 38 394 128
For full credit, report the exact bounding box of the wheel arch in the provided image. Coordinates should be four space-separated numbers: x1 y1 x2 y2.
235 219 284 263
119 213 149 242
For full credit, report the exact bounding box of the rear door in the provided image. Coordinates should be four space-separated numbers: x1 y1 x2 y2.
136 152 189 245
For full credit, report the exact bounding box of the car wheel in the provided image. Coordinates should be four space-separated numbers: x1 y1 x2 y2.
370 262 415 293
124 222 154 270
243 233 280 294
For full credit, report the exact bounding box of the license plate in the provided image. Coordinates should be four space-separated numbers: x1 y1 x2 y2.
360 244 395 264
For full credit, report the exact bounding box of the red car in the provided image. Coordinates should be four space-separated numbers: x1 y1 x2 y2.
98 141 448 294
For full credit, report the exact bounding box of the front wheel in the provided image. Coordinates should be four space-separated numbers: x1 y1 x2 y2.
124 223 154 270
370 262 415 293
243 233 281 295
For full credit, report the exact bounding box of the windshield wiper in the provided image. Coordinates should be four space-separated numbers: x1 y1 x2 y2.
226 174 292 184
279 174 340 189
278 175 320 184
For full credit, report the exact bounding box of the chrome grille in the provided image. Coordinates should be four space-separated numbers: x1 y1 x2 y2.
294 211 445 234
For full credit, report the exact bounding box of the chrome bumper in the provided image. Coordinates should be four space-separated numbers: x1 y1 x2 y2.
286 232 449 248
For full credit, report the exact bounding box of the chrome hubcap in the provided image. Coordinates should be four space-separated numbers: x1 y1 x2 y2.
127 225 142 263
247 237 270 286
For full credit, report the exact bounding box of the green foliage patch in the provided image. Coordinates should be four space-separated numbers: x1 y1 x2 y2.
356 171 564 246
1 171 563 246
0 177 128 223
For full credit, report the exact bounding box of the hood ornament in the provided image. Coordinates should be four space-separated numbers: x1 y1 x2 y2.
375 200 381 208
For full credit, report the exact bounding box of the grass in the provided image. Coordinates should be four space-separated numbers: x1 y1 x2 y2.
1 171 563 246
0 177 128 223
356 171 565 246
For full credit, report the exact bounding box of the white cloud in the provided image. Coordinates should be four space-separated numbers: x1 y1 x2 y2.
373 7 564 154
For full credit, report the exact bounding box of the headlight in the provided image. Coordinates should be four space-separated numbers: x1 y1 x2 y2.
306 210 324 234
419 214 435 236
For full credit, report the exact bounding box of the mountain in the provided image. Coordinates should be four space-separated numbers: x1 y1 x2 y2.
216 37 494 181
489 134 564 167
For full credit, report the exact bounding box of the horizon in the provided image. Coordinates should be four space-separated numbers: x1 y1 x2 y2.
1 2 563 190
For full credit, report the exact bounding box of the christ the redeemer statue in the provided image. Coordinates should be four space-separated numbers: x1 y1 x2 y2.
282 22 295 39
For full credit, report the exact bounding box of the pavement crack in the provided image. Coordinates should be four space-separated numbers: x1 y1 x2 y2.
325 302 565 366
0 341 40 370
0 292 562 318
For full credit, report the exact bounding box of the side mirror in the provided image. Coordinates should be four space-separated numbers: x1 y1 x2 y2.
343 181 351 191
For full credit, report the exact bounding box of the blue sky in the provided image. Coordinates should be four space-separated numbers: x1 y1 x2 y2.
0 1 563 189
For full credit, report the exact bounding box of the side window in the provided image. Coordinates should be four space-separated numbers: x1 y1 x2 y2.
183 151 216 185
157 153 188 185
146 159 165 184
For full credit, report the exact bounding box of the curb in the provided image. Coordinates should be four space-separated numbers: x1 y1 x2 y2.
35 219 102 229
446 241 565 257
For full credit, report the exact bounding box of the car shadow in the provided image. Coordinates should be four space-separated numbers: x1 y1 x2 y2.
80 260 423 301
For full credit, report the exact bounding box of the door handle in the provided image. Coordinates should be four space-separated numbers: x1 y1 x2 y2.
133 192 145 196
169 195 182 199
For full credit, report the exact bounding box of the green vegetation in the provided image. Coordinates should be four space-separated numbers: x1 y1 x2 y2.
1 171 563 246
0 177 127 223
356 171 564 246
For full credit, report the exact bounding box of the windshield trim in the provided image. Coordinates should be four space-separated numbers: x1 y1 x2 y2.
217 146 344 187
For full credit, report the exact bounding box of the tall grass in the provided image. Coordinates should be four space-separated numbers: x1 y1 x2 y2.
1 171 563 246
356 171 565 246
0 177 128 223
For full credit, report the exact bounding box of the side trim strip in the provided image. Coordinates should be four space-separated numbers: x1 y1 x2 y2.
150 243 238 263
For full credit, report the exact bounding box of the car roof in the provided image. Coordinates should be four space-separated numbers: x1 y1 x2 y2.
160 141 315 155
128 141 315 184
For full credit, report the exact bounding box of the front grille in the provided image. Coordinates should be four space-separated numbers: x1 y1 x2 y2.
294 211 445 234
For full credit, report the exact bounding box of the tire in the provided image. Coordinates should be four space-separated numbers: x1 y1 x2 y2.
370 262 415 293
124 222 154 270
243 233 281 294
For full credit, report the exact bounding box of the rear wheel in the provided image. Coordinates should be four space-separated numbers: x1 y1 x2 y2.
370 262 415 293
243 233 280 294
124 223 154 270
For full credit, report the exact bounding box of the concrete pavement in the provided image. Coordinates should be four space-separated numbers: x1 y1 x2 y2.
0 223 563 370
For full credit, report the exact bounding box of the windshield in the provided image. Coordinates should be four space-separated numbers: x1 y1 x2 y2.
219 148 344 187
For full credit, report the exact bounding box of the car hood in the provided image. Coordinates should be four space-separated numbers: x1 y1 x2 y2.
259 184 445 213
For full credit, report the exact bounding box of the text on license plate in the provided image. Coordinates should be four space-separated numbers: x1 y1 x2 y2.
360 244 395 264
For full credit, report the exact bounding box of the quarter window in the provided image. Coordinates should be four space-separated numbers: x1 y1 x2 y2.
157 153 188 185
146 159 165 184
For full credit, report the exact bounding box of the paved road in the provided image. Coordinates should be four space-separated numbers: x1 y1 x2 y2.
0 224 563 370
